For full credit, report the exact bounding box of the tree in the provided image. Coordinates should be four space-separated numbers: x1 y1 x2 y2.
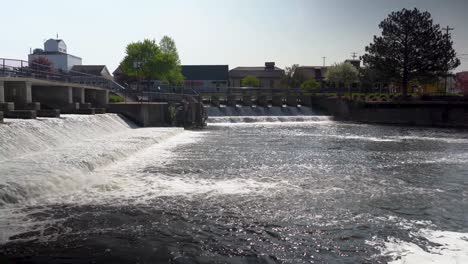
362 8 460 96
326 62 359 94
160 36 184 85
120 37 184 85
300 79 320 92
31 57 53 72
359 67 389 92
282 64 301 88
241 76 260 87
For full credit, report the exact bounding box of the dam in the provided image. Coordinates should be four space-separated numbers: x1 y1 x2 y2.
1 112 468 263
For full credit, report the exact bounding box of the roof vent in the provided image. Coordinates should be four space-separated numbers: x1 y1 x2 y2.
265 62 275 70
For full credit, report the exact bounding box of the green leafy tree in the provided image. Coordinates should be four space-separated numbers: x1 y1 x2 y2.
120 37 183 85
282 64 301 88
362 8 460 96
160 36 184 85
241 76 260 87
300 79 320 92
326 62 359 94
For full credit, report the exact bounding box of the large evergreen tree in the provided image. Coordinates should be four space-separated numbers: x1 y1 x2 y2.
362 8 460 95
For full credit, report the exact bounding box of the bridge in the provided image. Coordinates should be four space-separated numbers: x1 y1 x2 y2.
0 58 206 128
196 87 314 107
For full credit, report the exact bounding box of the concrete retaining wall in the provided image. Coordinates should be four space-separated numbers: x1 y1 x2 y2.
108 103 168 127
312 97 468 128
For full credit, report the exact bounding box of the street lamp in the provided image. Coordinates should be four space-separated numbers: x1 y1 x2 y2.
133 60 142 102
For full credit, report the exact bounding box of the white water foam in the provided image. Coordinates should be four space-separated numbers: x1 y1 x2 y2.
208 115 332 124
73 131 284 205
377 229 468 263
0 114 184 207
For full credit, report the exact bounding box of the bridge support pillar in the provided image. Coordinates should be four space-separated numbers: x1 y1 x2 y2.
4 81 39 110
211 96 220 107
257 95 268 107
227 95 237 107
73 87 86 104
242 95 252 106
86 89 109 108
0 81 14 112
300 95 312 106
0 81 4 103
272 95 283 107
32 86 78 113
286 95 298 106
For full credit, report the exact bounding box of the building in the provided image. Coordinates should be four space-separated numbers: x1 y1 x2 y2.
28 39 82 72
456 72 468 94
344 59 361 69
71 65 113 79
181 65 229 89
293 66 328 84
229 62 284 88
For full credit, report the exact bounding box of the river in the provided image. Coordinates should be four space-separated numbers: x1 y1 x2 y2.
0 112 467 263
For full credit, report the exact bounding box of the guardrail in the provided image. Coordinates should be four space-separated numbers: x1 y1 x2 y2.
0 58 126 92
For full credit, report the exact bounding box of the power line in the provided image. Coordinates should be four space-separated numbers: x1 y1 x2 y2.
443 26 455 91
443 26 454 36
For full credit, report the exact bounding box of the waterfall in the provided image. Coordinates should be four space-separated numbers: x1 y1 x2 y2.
0 114 183 206
207 106 332 123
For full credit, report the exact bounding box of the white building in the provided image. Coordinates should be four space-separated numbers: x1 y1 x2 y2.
28 39 82 72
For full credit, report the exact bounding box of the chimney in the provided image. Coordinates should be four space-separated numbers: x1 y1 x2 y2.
265 62 275 70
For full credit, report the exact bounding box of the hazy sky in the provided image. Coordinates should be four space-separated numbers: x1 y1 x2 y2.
2 0 468 72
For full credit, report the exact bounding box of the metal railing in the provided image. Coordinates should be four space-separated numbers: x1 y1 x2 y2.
0 58 126 92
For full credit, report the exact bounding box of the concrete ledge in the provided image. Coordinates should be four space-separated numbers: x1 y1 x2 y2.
0 102 15 112
73 109 96 115
5 110 37 119
16 102 41 111
58 103 80 114
93 108 106 114
37 109 61 118
79 103 92 109
108 103 168 127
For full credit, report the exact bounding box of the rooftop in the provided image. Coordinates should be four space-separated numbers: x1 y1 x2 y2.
70 65 110 76
182 65 229 80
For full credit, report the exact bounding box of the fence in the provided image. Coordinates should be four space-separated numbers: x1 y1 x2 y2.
0 58 125 92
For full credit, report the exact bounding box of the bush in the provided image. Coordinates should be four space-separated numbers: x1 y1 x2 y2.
109 94 124 103
300 79 320 92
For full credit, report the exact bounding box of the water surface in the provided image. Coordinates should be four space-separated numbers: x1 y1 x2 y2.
1 115 467 263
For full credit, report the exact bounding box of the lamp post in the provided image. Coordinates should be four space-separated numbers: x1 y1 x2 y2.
133 60 142 103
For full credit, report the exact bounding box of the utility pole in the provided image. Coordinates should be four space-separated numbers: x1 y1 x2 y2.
351 52 358 60
322 57 326 67
443 26 454 93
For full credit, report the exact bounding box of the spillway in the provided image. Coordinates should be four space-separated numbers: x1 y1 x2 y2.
0 114 183 207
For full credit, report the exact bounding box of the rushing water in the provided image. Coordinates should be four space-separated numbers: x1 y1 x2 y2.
0 113 468 263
